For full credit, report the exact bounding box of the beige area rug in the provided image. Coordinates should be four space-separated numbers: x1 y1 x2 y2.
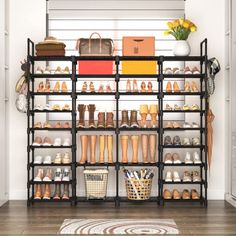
58 219 179 234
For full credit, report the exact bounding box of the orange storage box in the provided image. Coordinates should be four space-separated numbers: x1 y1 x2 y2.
78 61 114 74
122 61 157 74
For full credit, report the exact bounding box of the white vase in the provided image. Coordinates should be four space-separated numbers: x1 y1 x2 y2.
173 40 191 56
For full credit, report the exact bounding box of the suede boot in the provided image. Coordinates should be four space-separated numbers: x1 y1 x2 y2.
88 104 96 128
80 135 88 164
131 135 139 163
120 135 129 163
99 135 105 163
77 104 86 128
89 135 97 164
97 112 105 128
141 134 149 163
130 110 139 128
120 110 129 128
149 134 157 163
107 135 113 163
106 112 114 128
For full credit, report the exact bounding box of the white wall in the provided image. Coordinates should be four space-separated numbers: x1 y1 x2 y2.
186 0 226 199
8 0 46 199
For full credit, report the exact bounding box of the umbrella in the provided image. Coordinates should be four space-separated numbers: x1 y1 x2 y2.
207 107 215 171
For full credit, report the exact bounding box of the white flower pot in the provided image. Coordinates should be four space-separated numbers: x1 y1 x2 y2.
173 40 191 56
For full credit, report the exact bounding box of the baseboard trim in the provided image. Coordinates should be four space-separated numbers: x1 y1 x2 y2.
225 193 236 207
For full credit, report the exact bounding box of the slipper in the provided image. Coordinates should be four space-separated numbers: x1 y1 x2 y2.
64 122 71 128
43 122 52 129
191 104 200 111
173 122 181 128
182 104 190 111
34 104 43 111
54 122 62 129
52 104 61 111
165 104 172 111
174 104 181 111
34 122 42 128
32 136 43 146
43 137 52 146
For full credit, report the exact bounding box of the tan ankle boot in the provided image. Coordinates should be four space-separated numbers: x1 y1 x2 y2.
89 135 97 164
120 135 128 163
149 134 157 163
131 135 139 163
80 135 88 164
107 135 113 163
140 105 148 128
99 135 105 163
141 134 148 163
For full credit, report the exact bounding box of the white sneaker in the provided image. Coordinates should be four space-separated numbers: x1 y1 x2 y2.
34 155 43 164
54 153 62 164
165 171 172 182
53 138 62 146
43 155 52 164
62 153 71 164
185 152 193 164
193 152 201 164
173 171 181 182
54 168 63 181
62 168 70 181
63 138 71 146
183 122 191 128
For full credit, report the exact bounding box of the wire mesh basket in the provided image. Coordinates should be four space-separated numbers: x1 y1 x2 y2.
84 169 109 200
125 178 152 200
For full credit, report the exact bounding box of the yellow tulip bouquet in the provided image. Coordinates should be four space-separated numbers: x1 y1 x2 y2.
164 18 197 40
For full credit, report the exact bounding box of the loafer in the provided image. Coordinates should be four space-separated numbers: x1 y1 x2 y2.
34 155 43 164
172 153 181 164
185 152 193 164
173 171 181 182
173 135 181 145
163 189 172 199
165 171 172 182
173 189 181 199
193 152 201 164
182 189 191 199
192 171 201 182
183 171 192 182
164 153 173 164
164 136 172 145
191 189 200 199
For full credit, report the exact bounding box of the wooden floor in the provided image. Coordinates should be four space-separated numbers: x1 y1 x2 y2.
0 200 236 235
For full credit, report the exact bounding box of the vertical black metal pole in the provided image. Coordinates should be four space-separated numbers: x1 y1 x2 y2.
115 56 120 207
200 42 203 202
72 56 77 205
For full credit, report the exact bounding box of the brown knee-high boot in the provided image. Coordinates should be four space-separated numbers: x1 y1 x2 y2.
131 135 139 163
107 135 113 163
141 134 149 163
149 134 157 163
99 135 105 163
120 135 128 163
80 135 88 164
89 135 97 164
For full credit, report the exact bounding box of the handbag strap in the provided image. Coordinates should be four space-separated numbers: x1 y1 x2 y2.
89 32 102 53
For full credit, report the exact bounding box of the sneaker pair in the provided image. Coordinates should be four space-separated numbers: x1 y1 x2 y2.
54 153 71 164
34 155 52 164
163 189 200 200
164 135 181 145
53 138 71 146
182 137 200 146
185 152 201 164
164 153 181 164
165 171 181 182
54 168 70 182
183 171 201 182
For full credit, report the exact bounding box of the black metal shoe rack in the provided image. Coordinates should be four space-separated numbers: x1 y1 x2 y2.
26 38 208 207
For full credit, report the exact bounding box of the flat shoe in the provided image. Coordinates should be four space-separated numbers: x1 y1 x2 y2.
191 104 200 110
174 104 181 110
182 189 191 199
163 189 172 199
173 189 181 199
182 104 190 111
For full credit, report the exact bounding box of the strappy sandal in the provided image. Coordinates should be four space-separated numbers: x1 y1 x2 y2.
133 79 138 92
98 83 104 93
54 66 62 74
165 104 172 111
44 81 51 92
126 79 131 92
54 122 62 129
37 82 45 93
191 81 199 92
53 82 60 93
182 104 190 111
81 82 87 93
106 83 112 93
191 104 200 111
184 81 191 92
140 81 146 93
62 104 70 111
174 104 181 111
63 66 70 74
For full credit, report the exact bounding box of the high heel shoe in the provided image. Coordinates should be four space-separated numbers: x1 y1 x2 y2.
173 82 180 93
37 82 44 92
53 82 60 93
191 81 199 92
98 83 104 93
89 82 95 93
61 82 68 93
184 81 191 92
126 79 131 92
44 81 50 92
81 82 87 93
140 81 146 93
106 82 112 93
133 79 138 92
147 81 153 93
166 81 172 93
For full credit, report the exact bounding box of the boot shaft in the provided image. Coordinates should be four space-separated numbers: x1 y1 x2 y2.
131 135 139 163
99 135 105 163
77 104 86 127
141 134 148 163
88 104 96 127
120 110 129 127
89 135 97 163
130 110 139 127
120 135 129 163
107 135 113 163
149 134 157 163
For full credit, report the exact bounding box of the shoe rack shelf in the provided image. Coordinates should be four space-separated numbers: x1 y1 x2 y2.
26 38 208 207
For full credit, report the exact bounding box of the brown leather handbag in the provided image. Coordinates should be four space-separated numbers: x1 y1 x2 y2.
76 32 114 56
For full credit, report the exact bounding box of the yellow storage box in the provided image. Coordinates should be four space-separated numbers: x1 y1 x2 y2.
122 61 157 74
